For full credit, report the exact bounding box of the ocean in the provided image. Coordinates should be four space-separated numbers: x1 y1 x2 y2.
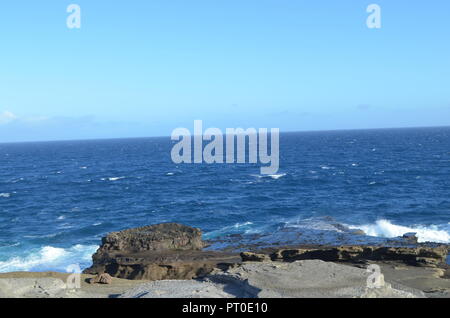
0 127 449 272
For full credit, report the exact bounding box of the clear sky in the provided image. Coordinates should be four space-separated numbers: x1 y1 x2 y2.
0 1 449 142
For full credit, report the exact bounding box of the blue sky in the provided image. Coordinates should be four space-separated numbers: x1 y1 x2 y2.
0 1 449 142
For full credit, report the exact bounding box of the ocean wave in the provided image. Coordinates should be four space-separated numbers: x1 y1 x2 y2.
9 178 24 183
268 173 286 180
283 217 347 233
0 193 11 198
0 245 98 273
0 242 20 249
24 232 62 239
204 222 255 239
101 176 125 181
251 173 286 180
349 219 450 243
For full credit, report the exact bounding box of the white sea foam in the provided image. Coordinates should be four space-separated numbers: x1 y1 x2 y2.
234 221 253 228
9 178 24 183
268 173 286 180
109 177 125 181
57 224 74 230
166 172 175 176
0 245 98 273
0 193 10 198
102 176 125 181
349 219 450 243
252 173 286 180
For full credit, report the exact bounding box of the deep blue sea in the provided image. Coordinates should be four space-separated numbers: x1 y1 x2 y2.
1 127 449 272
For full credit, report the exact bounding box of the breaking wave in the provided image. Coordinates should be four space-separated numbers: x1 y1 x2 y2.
349 219 450 243
0 245 98 273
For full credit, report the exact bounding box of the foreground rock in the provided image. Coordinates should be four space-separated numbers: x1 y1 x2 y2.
2 259 449 298
119 279 236 298
84 223 239 280
0 272 147 298
0 278 69 298
120 260 425 298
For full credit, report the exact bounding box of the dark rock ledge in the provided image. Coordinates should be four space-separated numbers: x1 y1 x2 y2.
83 223 240 280
83 223 449 280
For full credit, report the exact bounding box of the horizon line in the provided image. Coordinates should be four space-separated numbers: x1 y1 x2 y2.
1 124 449 145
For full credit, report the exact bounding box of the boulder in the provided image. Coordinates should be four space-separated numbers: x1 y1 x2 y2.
89 273 112 285
84 223 240 280
97 223 203 253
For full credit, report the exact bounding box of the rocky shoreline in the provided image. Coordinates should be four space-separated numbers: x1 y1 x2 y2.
1 223 449 298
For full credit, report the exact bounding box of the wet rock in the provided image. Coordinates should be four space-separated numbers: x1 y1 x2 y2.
402 233 419 244
351 229 366 236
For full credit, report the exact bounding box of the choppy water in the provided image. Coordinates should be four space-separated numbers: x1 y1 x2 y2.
1 127 449 272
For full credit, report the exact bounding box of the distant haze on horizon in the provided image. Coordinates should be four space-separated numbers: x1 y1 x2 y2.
1 0 449 143
0 125 449 145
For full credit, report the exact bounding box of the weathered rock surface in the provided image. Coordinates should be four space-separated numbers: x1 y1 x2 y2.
0 278 72 298
119 280 236 298
120 260 426 298
3 260 449 298
267 245 448 267
0 272 148 298
84 223 240 280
